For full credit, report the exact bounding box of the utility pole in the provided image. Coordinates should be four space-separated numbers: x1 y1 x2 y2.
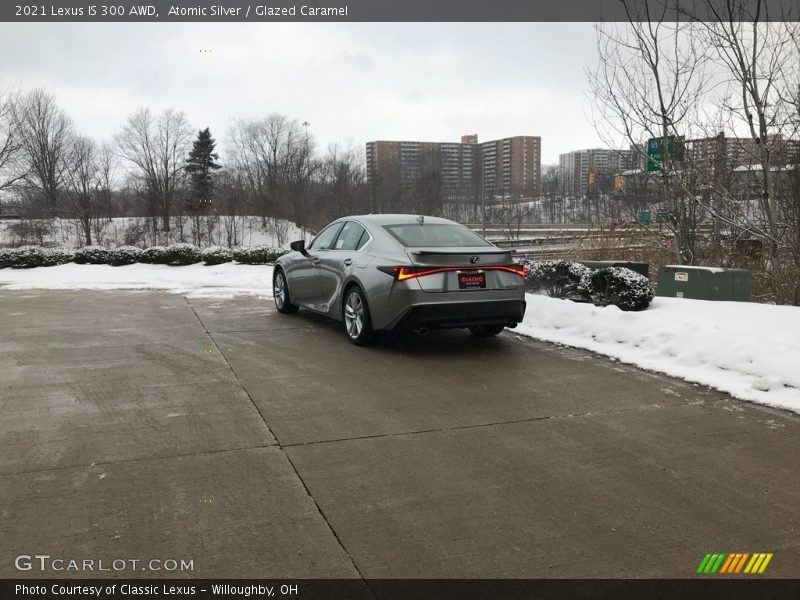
480 145 486 237
301 121 310 237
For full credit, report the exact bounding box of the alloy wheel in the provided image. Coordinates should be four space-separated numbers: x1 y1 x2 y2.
344 291 364 338
275 272 286 309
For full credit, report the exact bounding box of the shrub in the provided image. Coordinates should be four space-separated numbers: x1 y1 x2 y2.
232 246 288 265
525 260 593 301
139 246 169 264
43 247 75 267
3 245 74 268
202 246 233 265
587 267 655 311
0 247 17 269
164 243 201 266
108 245 143 266
74 245 112 265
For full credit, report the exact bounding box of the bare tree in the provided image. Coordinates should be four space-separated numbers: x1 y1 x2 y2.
687 2 797 269
541 164 569 224
0 82 25 195
96 141 116 220
13 88 73 213
62 134 100 246
588 0 708 263
215 167 248 247
116 107 192 233
316 143 368 221
226 114 313 227
497 201 532 240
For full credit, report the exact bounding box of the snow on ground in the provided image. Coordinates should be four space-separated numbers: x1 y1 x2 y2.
3 261 800 414
517 294 800 414
0 263 275 299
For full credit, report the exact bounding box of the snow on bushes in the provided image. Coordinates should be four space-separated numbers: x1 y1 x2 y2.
586 266 655 311
524 260 654 311
202 246 233 265
139 246 169 264
0 246 74 269
108 245 143 266
73 245 112 265
164 243 201 265
525 259 592 301
232 246 287 265
2 243 287 269
0 248 13 269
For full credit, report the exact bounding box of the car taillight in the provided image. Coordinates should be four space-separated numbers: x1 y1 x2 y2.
505 264 527 277
377 265 526 280
376 266 448 281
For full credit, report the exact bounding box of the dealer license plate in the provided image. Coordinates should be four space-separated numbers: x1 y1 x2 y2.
458 272 485 289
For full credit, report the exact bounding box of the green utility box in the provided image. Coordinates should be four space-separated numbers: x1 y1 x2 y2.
656 265 752 301
578 260 649 278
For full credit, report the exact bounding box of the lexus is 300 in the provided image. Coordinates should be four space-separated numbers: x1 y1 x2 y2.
273 214 526 345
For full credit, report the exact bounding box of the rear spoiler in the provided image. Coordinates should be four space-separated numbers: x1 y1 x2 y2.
407 247 509 256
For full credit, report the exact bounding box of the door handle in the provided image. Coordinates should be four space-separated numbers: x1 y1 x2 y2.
312 259 321 266
343 258 353 266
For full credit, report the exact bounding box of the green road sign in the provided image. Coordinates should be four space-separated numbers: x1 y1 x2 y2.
646 136 675 172
638 210 651 225
656 211 672 223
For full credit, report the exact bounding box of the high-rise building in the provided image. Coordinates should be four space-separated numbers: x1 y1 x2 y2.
366 134 541 199
558 148 634 195
687 132 799 172
481 136 542 198
366 140 478 194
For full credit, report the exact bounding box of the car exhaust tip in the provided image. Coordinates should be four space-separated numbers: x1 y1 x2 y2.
414 326 430 335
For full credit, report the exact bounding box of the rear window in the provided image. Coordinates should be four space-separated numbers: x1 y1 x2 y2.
383 223 492 248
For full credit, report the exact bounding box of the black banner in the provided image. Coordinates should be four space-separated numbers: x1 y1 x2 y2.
4 579 800 600
1 0 798 22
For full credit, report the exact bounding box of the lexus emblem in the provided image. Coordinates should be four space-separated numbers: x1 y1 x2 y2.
470 256 479 264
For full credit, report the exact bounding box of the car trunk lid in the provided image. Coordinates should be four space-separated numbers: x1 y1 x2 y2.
403 247 520 292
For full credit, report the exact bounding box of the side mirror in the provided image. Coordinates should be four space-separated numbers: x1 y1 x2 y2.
290 239 310 256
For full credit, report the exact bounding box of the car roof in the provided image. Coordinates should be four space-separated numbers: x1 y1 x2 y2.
344 214 459 226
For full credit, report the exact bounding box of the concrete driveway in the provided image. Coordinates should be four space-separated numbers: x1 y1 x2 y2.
2 290 799 579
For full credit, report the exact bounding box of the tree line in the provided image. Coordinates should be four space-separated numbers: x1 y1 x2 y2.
0 86 371 246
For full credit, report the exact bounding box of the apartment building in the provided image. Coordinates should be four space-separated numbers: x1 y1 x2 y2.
366 134 541 199
481 136 542 198
558 148 635 196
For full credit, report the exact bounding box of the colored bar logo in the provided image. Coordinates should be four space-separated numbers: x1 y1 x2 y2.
696 552 773 574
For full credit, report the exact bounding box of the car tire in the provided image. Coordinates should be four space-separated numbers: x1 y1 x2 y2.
273 268 299 314
343 286 373 346
468 325 505 337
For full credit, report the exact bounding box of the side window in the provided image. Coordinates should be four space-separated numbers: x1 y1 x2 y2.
355 229 370 250
309 222 344 250
334 222 368 251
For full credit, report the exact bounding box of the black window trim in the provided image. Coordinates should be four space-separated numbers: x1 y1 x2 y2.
309 221 345 251
327 220 372 252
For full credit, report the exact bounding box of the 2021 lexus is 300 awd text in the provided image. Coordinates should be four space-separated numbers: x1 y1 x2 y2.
273 214 527 345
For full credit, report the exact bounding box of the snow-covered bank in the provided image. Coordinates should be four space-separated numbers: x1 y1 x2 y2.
0 263 275 299
0 216 311 249
517 294 800 413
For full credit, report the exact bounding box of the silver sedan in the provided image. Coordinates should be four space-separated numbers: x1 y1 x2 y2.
273 214 526 345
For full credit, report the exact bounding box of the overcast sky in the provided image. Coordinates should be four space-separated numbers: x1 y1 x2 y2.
0 22 607 164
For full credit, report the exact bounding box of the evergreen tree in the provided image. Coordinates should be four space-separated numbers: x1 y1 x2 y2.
185 127 221 213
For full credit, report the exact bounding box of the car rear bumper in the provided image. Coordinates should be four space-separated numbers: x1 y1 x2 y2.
387 298 526 331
